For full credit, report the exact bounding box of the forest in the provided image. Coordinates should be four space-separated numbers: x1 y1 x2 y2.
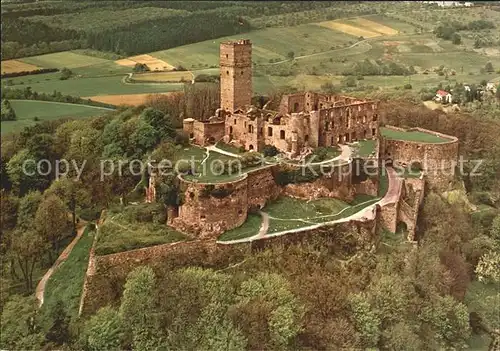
1 1 376 59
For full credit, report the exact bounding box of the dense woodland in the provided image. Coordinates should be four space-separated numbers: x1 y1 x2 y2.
0 87 499 349
2 1 377 59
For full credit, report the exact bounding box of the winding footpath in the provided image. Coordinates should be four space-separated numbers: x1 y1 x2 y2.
35 222 87 307
218 166 401 245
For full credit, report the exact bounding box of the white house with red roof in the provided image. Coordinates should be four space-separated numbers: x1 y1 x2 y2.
435 89 453 103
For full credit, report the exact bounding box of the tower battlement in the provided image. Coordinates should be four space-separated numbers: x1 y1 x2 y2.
220 40 252 112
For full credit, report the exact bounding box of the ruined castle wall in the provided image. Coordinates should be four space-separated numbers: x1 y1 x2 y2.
282 162 354 202
172 175 248 238
246 166 281 210
380 126 458 191
79 239 242 316
192 120 225 146
397 176 425 241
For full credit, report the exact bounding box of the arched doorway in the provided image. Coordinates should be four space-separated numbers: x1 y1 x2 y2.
249 144 254 150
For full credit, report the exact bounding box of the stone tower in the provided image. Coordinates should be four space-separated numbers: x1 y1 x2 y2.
220 39 252 112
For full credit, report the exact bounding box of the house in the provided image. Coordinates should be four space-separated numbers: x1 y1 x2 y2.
486 82 498 94
435 90 453 103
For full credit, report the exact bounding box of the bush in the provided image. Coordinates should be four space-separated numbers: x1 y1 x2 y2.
262 144 279 157
60 67 72 80
174 131 190 146
404 83 412 90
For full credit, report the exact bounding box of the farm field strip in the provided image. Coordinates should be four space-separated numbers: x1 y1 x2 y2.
19 51 110 69
317 20 381 38
131 71 194 82
1 60 41 74
1 100 113 135
83 92 175 106
115 54 174 71
352 17 399 35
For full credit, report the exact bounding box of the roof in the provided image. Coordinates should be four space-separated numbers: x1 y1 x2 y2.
436 90 450 96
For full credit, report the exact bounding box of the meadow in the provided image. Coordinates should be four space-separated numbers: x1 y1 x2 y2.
1 100 113 135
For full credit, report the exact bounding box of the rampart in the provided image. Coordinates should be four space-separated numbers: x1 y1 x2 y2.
171 166 280 238
379 125 459 191
79 209 380 317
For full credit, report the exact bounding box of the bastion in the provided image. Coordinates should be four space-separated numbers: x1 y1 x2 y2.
379 125 459 191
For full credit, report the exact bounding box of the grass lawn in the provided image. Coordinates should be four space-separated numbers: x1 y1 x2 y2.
218 214 262 241
1 100 113 135
264 196 349 220
173 145 207 162
4 75 184 97
215 141 245 154
380 127 450 143
96 205 186 255
40 227 94 325
355 139 377 157
20 51 110 69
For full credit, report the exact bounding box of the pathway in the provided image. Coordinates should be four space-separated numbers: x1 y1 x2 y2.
218 166 401 244
206 144 243 158
35 222 87 307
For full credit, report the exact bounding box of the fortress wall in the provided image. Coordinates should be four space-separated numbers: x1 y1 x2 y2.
172 175 248 238
192 120 225 146
397 176 425 241
80 213 379 317
246 166 281 210
282 162 354 201
79 239 246 317
380 126 458 190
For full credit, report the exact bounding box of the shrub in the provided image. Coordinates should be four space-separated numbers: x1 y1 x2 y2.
262 144 279 157
60 67 73 80
404 83 412 90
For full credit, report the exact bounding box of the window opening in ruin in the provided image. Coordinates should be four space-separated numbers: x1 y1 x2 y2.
226 70 229 75
363 130 367 139
226 54 228 59
305 135 309 142
351 132 356 141
200 214 206 219
331 136 334 145
293 102 299 112
280 130 285 139
268 127 273 136
320 103 323 109
229 126 233 134
338 135 342 143
238 209 243 215
189 192 195 198
373 114 378 121
189 133 194 138
248 125 254 133
234 119 237 125
363 115 367 123
324 121 329 131
345 133 350 142
241 70 244 75
249 144 254 150
372 128 376 136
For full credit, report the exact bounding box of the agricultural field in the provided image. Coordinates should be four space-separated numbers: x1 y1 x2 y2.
1 100 113 135
19 51 110 69
1 60 40 74
116 54 174 71
84 92 174 106
130 71 194 82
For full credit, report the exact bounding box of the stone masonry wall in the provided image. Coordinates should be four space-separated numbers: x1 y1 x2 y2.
246 166 281 210
380 126 459 191
397 176 425 241
172 175 248 238
192 120 225 146
80 212 380 317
